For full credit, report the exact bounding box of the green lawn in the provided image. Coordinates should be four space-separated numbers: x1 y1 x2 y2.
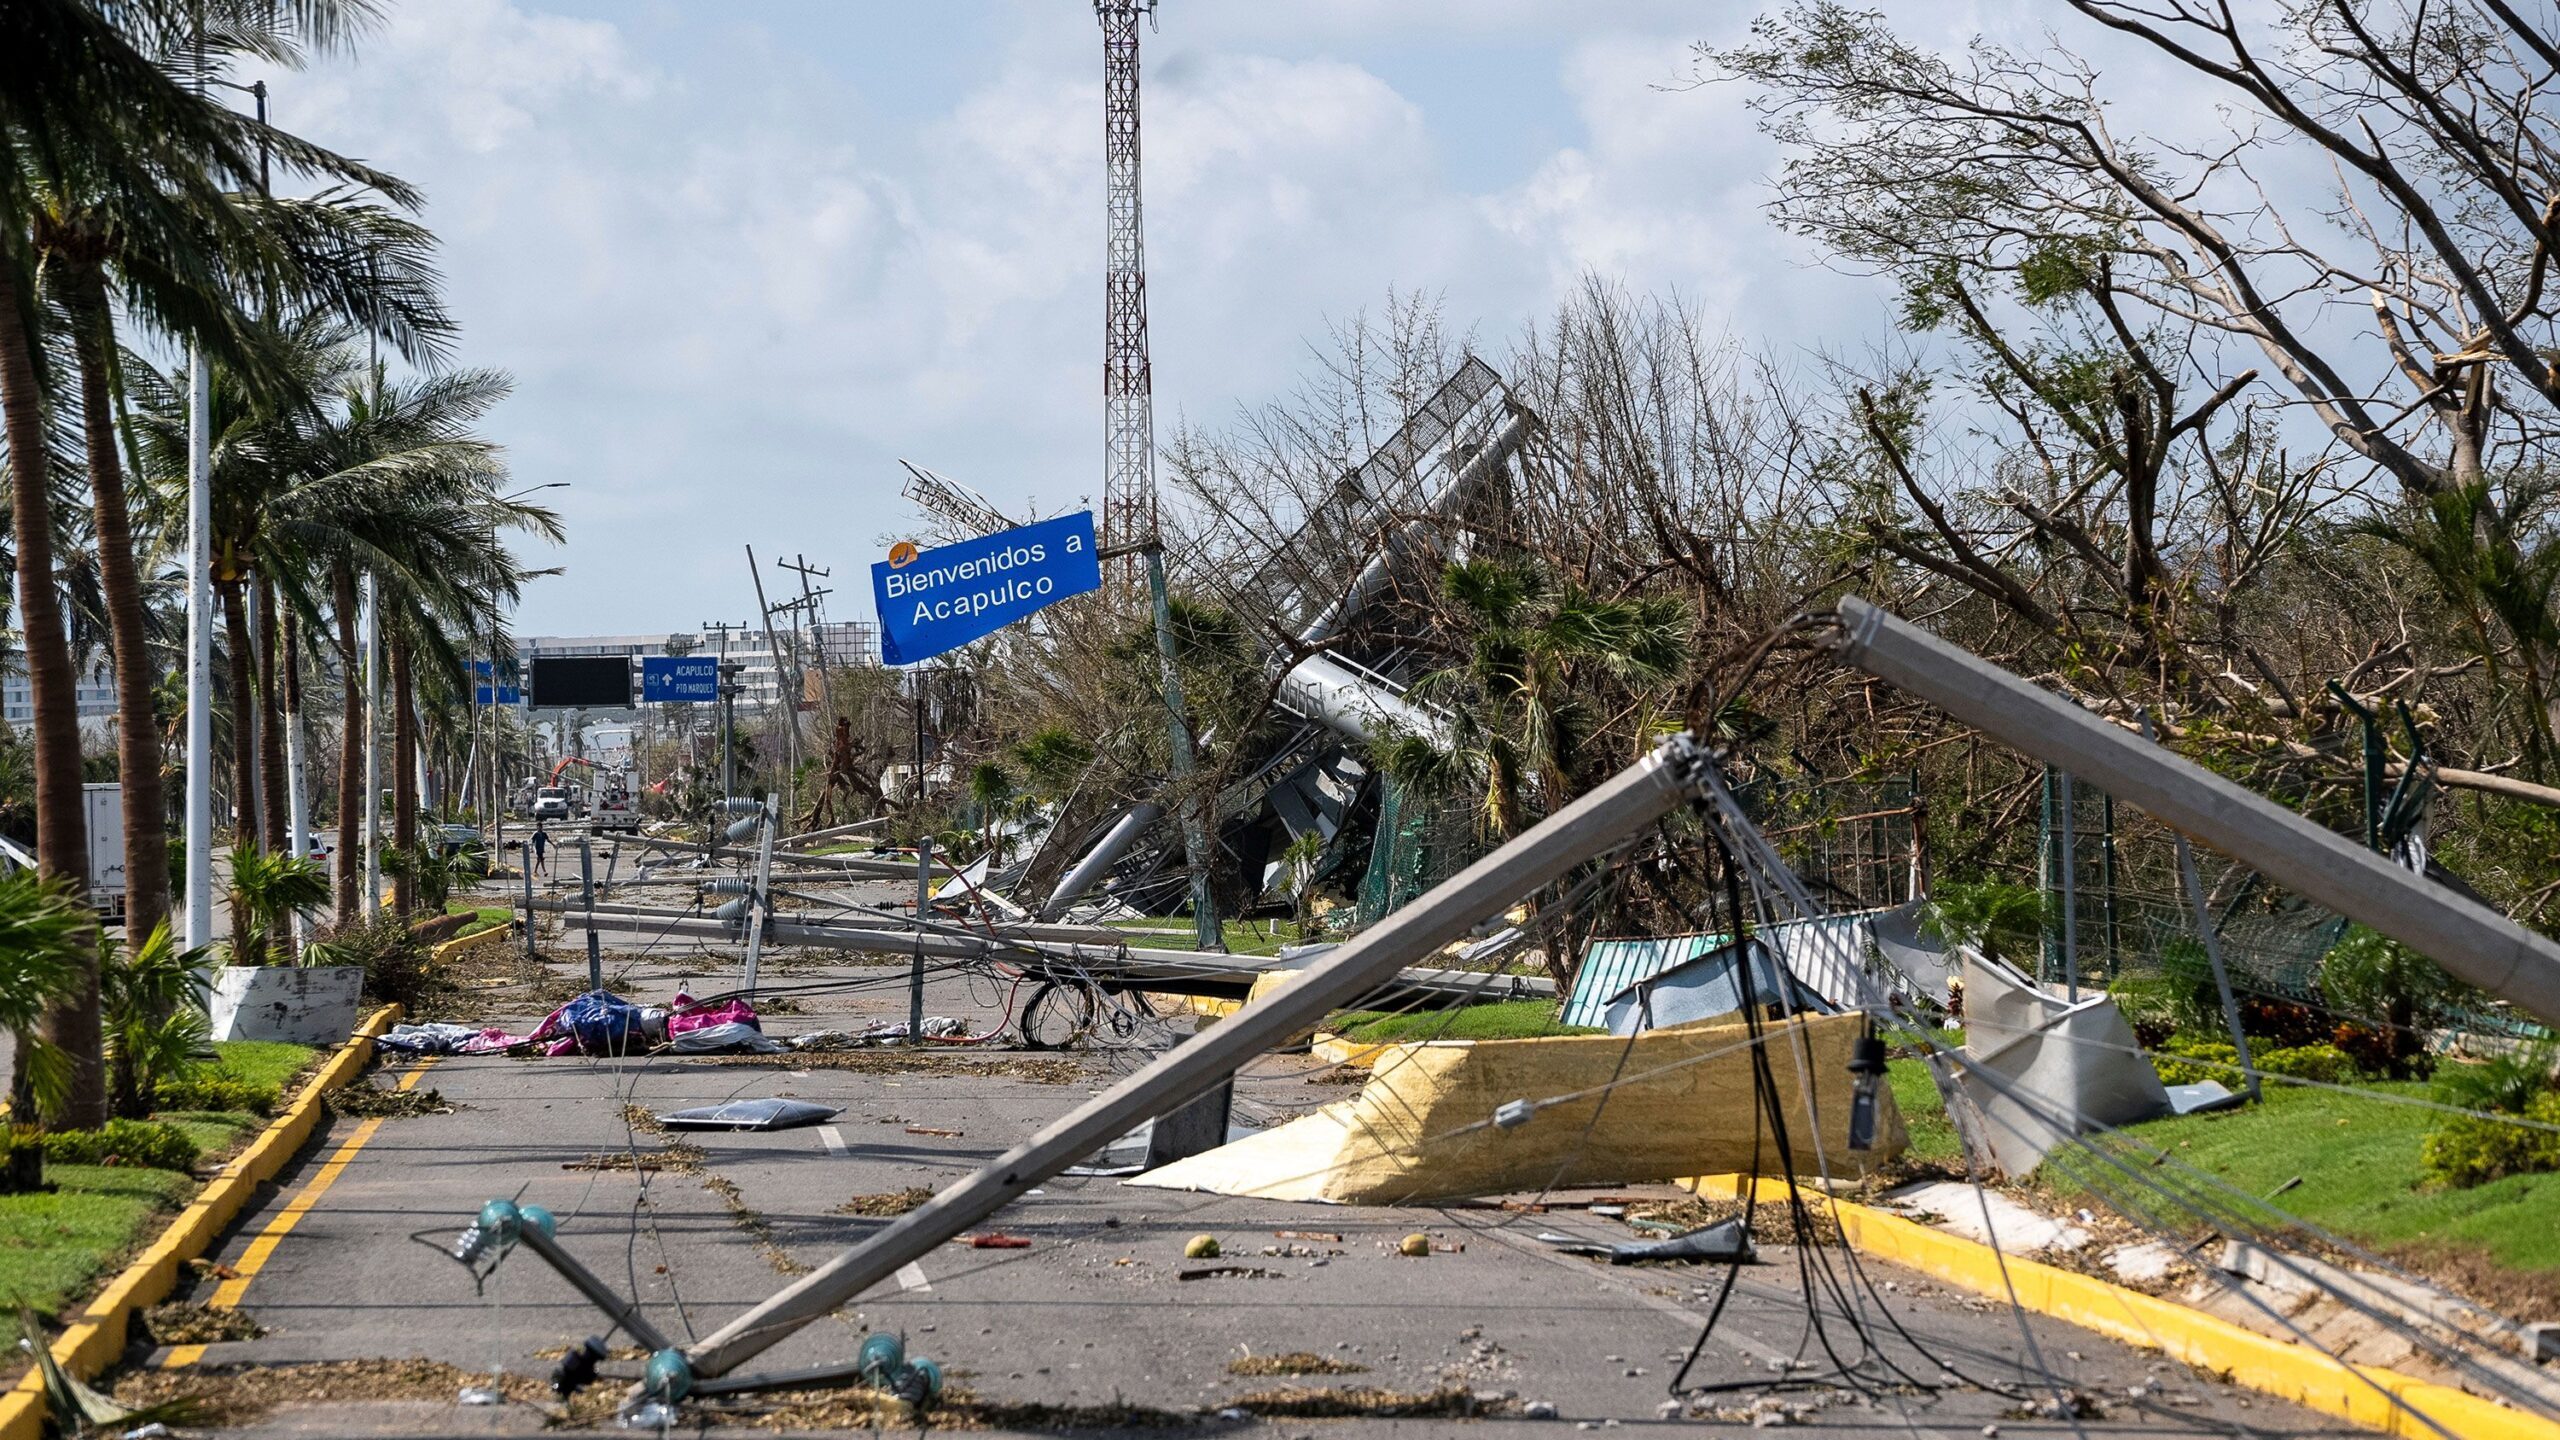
209 1040 321 1097
0 1041 317 1322
0 1163 195 1317
1326 998 1600 1044
1887 1058 1964 1163
1109 917 1312 957
443 900 513 938
1885 1060 2560 1278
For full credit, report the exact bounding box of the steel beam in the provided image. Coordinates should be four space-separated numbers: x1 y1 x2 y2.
1038 801 1164 918
675 733 1707 1377
1832 595 2560 1026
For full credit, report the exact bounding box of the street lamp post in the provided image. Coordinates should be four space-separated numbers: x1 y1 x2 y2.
184 71 269 948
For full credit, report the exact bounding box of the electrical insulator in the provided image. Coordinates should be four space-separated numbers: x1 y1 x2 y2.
718 797 764 816
1846 1027 1889 1152
713 897 749 923
703 878 753 896
725 813 766 843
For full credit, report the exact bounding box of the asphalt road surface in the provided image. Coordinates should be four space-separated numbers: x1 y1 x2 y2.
120 899 2355 1438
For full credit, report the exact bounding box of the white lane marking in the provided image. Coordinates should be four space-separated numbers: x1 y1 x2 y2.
896 1262 932 1293
817 1125 847 1155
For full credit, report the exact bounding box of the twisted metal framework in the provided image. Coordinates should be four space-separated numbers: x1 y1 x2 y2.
1098 0 1157 558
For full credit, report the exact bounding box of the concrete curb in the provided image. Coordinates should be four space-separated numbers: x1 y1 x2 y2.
1687 1174 2555 1440
0 1004 401 1440
430 921 517 968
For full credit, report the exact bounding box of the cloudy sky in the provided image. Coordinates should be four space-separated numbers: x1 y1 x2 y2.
281 0 2095 638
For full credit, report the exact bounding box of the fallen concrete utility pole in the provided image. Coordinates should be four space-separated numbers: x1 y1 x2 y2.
620 833 952 882
536 897 1134 948
1830 595 2560 1026
775 818 886 848
672 731 1708 1381
561 908 1553 1006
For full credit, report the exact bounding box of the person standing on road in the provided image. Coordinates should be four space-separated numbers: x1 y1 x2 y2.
532 821 551 877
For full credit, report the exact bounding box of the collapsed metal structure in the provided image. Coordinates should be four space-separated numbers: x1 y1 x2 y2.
1038 355 1524 919
456 599 2560 1416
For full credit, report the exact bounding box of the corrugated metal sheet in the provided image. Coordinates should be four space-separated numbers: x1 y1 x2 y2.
1563 911 1885 1026
1563 935 1725 1027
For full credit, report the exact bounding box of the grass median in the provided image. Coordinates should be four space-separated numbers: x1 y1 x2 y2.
0 1040 321 1324
1884 1055 2560 1307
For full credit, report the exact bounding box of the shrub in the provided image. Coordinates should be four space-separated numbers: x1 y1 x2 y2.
2433 1045 2557 1118
2236 996 2331 1048
152 1073 279 1116
2421 1091 2560 1188
2253 1043 2359 1085
305 912 434 1012
42 1118 200 1171
2420 1046 2560 1187
2334 1021 2434 1081
2151 1036 2241 1086
2157 937 2225 1034
2320 925 2464 1077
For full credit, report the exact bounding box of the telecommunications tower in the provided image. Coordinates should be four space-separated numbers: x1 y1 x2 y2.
1097 0 1157 558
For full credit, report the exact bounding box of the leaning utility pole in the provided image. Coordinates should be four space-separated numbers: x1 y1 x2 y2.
779 554 834 730
702 620 744 801
746 546 798 818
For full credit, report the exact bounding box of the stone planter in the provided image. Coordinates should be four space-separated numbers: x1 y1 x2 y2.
208 965 366 1045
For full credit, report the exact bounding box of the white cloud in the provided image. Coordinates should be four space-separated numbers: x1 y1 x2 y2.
270 1 2190 633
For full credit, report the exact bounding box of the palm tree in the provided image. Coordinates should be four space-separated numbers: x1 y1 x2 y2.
0 870 95 1189
1386 557 1688 836
5 0 444 1122
247 358 552 922
222 843 328 968
98 921 212 1120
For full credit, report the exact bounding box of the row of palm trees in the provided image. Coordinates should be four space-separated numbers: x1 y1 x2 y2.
4 0 558 1130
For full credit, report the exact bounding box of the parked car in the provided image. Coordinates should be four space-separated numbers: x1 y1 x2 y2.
531 786 573 821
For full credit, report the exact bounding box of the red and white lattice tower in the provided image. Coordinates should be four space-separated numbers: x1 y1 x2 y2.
1097 0 1158 559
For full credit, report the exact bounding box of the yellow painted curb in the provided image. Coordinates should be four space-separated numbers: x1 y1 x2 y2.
0 1004 401 1440
1683 1174 2554 1440
431 921 517 968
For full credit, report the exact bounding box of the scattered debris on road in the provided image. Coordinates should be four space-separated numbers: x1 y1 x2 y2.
139 1302 263 1346
1178 1264 1281 1281
112 1360 546 1427
1228 1351 1368 1377
834 1186 934 1217
325 1083 454 1119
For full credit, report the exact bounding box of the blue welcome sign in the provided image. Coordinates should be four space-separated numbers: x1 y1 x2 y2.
873 511 1101 665
640 655 720 703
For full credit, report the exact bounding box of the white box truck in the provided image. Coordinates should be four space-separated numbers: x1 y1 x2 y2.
82 782 126 922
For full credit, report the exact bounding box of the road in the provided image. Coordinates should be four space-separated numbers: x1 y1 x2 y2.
110 892 2350 1437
